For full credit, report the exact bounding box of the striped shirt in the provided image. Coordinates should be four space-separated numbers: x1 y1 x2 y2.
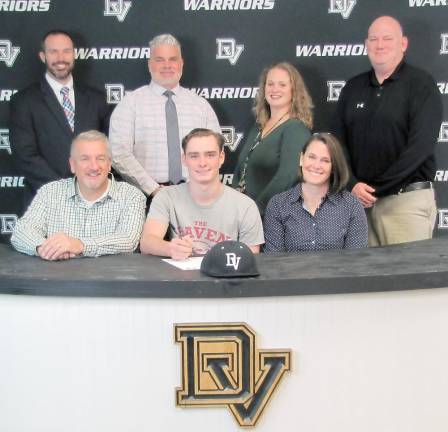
11 177 146 257
109 81 220 196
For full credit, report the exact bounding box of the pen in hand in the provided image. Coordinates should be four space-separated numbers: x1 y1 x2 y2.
169 223 195 258
169 222 179 236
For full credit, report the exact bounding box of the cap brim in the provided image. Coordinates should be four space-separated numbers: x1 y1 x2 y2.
201 269 260 278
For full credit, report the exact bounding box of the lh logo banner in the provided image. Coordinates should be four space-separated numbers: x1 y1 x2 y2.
0 129 11 154
0 40 20 67
439 122 448 142
0 214 17 234
221 126 243 152
175 322 291 427
103 0 132 22
105 84 125 104
327 81 346 102
440 34 448 55
216 38 244 65
328 0 356 19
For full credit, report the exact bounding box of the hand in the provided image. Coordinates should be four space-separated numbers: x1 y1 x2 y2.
169 235 193 260
58 252 77 260
351 182 377 208
37 232 84 261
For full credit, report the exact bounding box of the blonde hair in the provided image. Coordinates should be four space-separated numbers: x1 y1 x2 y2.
253 62 313 129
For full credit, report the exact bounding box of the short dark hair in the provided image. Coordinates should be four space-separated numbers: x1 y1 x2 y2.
40 30 75 52
298 132 349 194
182 128 225 152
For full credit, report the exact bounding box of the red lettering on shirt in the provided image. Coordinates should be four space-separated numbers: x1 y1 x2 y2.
194 226 206 238
205 228 218 242
215 232 230 243
194 220 207 227
183 226 193 237
178 224 231 246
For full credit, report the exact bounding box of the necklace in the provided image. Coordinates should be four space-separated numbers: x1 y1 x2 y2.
262 112 289 138
236 112 289 193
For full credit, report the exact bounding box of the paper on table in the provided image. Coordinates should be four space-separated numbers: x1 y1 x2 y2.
162 256 204 270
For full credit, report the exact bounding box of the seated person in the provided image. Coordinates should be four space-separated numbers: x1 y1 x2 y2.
264 133 368 252
140 128 264 260
11 130 146 260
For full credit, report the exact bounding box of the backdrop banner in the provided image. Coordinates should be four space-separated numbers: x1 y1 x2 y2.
1 0 447 242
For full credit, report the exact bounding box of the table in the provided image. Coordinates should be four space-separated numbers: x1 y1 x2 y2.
1 240 447 431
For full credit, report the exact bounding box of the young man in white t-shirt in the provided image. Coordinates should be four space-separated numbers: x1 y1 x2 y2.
140 128 264 260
